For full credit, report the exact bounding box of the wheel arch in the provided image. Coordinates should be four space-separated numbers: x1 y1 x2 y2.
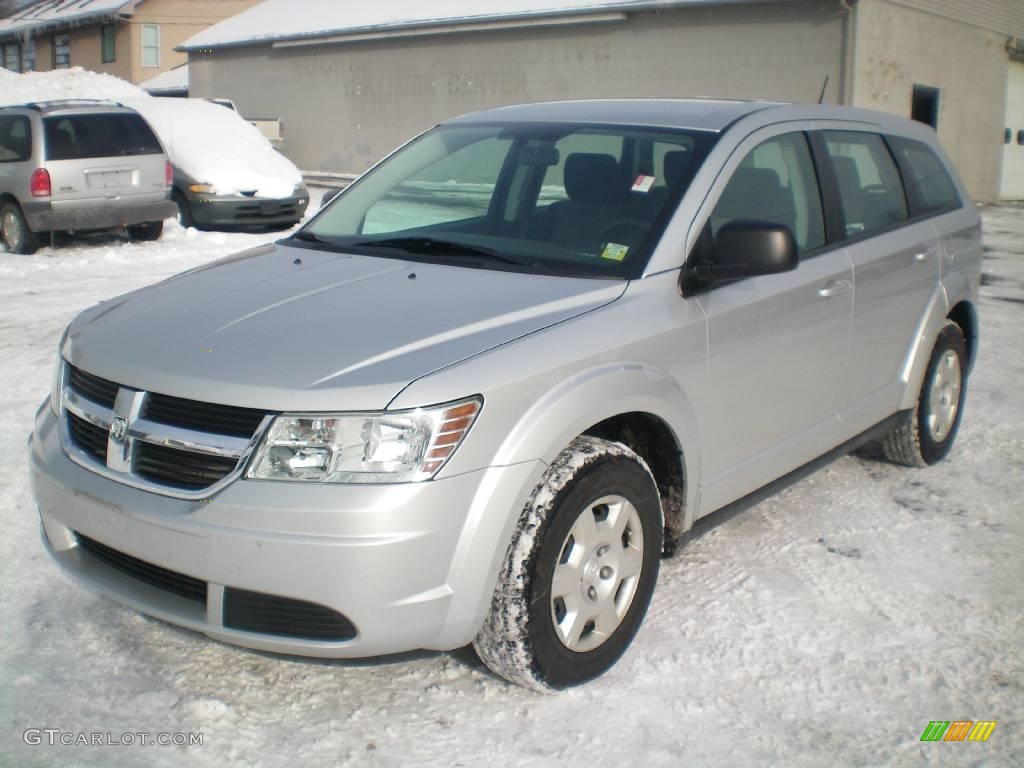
487 363 700 545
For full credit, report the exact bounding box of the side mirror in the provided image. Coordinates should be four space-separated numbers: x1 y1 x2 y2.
694 220 798 283
320 187 343 208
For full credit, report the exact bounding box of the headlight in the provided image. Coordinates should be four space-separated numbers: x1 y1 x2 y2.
50 356 64 416
189 183 217 194
246 397 481 484
50 329 68 416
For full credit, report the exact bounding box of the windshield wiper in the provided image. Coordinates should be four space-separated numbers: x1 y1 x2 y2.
291 231 336 245
353 236 524 266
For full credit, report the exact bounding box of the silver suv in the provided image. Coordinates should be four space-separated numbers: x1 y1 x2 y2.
29 100 981 691
0 100 176 254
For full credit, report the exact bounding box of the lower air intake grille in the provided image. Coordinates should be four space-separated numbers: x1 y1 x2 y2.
223 588 357 641
134 442 239 490
76 534 207 604
68 412 108 463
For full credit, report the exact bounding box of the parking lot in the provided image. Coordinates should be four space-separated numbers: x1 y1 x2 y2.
1 206 1021 767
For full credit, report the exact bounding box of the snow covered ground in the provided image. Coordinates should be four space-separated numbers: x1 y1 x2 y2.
1 207 1022 767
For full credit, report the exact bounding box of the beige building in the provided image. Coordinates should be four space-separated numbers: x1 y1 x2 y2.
0 0 260 85
180 0 1024 202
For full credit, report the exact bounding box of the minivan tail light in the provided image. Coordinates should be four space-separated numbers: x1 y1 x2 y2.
165 160 173 187
30 168 51 198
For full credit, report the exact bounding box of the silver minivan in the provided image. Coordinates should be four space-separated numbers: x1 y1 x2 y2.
0 100 176 254
29 100 981 691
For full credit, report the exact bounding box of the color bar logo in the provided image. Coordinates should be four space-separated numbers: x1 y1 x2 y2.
920 721 997 742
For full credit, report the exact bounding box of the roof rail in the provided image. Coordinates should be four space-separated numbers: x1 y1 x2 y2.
9 98 127 112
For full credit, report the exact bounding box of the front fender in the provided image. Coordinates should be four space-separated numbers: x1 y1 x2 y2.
489 362 700 526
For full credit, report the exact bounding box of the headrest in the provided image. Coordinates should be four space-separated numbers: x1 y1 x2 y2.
830 155 862 191
663 150 691 187
564 153 626 205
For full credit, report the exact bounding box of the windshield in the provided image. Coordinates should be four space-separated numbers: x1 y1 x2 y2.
299 123 716 278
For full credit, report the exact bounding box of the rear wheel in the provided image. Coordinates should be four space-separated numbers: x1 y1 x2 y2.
877 321 968 466
1 201 40 255
172 190 194 229
474 436 662 691
127 220 164 242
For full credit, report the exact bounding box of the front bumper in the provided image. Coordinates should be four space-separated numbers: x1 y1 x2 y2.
186 190 310 229
23 200 177 233
29 403 541 658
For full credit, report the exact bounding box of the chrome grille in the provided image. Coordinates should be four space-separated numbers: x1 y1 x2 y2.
61 363 272 498
68 366 118 408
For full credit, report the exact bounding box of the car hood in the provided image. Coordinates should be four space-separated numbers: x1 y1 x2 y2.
65 242 626 411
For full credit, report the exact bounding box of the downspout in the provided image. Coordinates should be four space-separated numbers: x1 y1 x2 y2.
838 0 859 106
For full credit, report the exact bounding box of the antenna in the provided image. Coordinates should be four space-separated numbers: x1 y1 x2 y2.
817 75 830 105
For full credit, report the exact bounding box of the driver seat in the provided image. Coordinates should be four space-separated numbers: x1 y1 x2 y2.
541 153 629 250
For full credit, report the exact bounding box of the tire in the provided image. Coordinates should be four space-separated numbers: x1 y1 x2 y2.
127 220 163 242
877 321 968 467
172 190 193 229
474 436 663 691
1 201 40 255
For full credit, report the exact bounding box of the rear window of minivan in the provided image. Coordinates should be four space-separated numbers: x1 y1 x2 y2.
44 113 162 161
0 115 31 163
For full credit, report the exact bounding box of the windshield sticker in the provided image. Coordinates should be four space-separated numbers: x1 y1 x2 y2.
600 243 630 262
631 175 656 193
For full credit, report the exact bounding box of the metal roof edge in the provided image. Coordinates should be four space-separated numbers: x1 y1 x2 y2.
179 0 810 52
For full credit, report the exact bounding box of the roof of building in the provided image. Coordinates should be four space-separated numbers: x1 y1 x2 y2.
138 63 188 95
0 0 136 40
180 0 802 52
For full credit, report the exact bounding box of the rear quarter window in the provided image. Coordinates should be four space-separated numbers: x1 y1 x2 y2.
0 115 31 163
44 113 162 161
889 136 963 216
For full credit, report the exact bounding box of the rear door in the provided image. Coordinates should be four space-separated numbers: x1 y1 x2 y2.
43 112 166 209
818 129 941 433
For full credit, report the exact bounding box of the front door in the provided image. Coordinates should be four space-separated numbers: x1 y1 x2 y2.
693 128 853 514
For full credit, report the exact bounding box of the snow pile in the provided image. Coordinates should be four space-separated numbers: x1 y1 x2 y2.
0 68 301 199
0 66 146 104
123 97 301 198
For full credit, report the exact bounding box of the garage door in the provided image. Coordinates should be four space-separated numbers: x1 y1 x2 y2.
1001 60 1024 200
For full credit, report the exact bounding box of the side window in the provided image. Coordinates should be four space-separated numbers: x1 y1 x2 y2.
362 135 512 234
889 137 962 216
710 132 825 253
823 131 908 238
0 116 31 162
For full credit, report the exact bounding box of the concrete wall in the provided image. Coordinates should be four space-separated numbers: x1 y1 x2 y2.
188 0 848 173
851 0 1010 202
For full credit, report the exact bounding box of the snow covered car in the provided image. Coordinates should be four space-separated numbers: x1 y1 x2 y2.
122 97 309 231
0 100 175 254
29 100 981 691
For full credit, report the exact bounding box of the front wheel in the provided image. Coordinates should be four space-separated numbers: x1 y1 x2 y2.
1 201 40 255
127 220 164 242
877 320 968 466
474 436 663 691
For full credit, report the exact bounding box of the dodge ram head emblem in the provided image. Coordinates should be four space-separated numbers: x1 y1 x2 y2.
110 416 128 442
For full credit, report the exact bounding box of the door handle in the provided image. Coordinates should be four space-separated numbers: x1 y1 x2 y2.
913 251 933 262
817 279 852 298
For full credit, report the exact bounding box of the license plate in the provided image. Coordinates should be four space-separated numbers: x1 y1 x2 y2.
259 202 279 216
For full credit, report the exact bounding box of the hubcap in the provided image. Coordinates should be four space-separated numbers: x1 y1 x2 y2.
550 494 644 653
2 211 18 249
926 349 961 442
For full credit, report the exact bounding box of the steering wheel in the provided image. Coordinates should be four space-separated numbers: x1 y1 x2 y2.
597 217 649 246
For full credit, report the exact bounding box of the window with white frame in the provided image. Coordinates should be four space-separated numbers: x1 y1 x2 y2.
52 34 70 68
2 41 20 72
141 24 159 67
